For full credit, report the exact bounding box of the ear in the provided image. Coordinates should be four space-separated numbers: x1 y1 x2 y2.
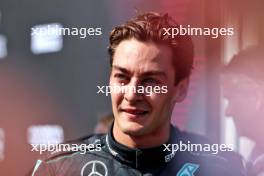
173 78 189 103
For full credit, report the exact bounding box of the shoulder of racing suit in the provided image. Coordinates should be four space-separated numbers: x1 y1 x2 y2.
30 133 106 176
30 127 247 176
38 134 104 161
168 129 246 175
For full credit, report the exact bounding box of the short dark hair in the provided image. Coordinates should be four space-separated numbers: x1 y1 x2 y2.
108 12 194 84
224 45 264 81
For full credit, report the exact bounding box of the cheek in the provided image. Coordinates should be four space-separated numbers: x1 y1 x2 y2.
111 92 123 107
147 92 172 112
109 78 121 105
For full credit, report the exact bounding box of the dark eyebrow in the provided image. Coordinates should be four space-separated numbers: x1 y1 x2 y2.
141 71 166 78
112 65 166 78
112 65 130 74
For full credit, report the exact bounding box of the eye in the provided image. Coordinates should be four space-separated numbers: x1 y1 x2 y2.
114 73 129 83
142 78 160 85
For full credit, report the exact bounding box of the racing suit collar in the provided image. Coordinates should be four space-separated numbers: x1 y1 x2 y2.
105 124 178 170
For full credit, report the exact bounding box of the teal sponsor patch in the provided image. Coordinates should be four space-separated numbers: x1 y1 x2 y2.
177 163 199 176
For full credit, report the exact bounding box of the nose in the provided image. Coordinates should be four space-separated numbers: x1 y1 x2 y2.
123 79 143 103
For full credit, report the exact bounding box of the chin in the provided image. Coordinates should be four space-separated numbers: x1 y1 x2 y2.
120 122 149 136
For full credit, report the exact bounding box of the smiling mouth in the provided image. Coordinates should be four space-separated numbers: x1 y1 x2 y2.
121 108 149 116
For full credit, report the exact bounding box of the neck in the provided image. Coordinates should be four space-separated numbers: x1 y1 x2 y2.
112 123 170 149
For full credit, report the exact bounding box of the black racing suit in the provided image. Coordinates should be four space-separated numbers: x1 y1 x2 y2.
31 125 246 176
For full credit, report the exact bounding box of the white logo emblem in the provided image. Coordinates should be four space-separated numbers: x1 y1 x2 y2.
81 160 108 176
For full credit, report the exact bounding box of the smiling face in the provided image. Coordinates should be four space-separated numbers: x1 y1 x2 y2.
110 38 188 138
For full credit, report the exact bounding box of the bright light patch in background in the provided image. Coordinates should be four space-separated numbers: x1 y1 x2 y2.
239 137 255 160
221 96 255 159
0 35 7 59
221 98 238 150
27 125 64 144
0 128 5 161
30 23 63 54
223 115 237 148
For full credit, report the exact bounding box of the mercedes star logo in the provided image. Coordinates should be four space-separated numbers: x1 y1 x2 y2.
81 160 108 176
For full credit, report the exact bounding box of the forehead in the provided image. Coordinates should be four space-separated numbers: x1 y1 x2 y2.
112 39 173 74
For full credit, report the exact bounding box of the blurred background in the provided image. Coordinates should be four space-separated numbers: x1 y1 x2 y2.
0 0 263 175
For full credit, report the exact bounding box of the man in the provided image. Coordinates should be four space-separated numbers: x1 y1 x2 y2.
222 46 264 176
31 12 245 176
